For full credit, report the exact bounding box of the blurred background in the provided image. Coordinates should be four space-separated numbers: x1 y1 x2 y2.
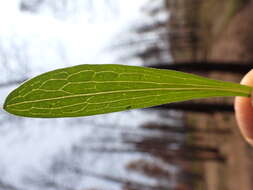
1 0 253 190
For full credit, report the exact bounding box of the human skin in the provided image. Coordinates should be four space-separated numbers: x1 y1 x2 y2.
235 69 253 146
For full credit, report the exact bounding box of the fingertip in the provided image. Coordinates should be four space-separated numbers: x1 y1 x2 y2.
245 138 253 147
235 69 253 145
240 69 253 85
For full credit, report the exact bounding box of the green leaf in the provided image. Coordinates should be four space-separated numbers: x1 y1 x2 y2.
3 64 252 118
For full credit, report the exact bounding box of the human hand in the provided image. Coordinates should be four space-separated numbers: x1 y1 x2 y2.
235 70 253 146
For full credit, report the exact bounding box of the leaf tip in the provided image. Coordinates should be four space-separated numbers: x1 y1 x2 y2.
3 90 19 117
3 94 12 114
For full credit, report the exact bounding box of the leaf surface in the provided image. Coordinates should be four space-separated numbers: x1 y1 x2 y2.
3 64 252 118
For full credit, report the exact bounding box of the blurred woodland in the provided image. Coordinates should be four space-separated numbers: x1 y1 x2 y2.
166 0 253 190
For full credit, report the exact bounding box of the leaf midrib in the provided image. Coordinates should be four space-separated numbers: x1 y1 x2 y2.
7 86 248 108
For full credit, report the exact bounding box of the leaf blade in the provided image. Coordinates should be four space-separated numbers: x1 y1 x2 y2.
4 64 252 118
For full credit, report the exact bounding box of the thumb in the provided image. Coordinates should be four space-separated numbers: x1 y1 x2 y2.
235 69 253 146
